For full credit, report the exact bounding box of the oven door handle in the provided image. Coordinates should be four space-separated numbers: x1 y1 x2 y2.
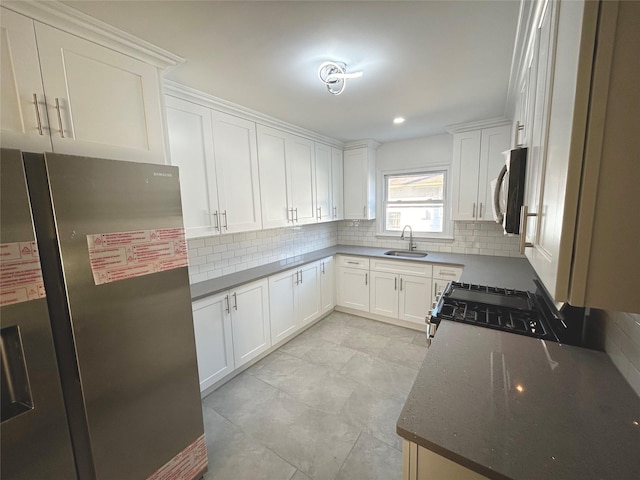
493 164 508 225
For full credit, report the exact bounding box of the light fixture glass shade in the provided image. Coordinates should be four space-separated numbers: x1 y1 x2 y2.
318 61 363 95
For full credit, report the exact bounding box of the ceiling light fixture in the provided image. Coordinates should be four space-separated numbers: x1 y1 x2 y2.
393 117 406 124
317 61 363 95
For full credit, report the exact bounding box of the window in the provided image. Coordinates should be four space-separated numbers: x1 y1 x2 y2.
383 171 447 235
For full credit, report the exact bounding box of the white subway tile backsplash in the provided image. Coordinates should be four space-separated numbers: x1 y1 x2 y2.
601 309 640 397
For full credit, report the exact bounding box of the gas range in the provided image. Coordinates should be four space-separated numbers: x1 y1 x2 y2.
428 281 588 345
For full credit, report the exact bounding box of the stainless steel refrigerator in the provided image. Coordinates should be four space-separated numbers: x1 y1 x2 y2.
1 149 206 480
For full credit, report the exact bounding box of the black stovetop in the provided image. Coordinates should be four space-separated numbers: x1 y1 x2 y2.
431 282 557 341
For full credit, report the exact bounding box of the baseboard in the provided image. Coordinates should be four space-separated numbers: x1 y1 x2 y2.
335 306 426 332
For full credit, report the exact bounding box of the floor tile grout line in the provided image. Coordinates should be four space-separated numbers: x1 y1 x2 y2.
335 430 364 477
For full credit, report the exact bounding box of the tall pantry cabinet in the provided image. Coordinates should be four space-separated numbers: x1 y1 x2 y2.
0 4 177 163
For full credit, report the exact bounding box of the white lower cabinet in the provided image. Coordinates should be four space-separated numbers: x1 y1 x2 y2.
320 256 335 314
191 293 234 392
229 279 271 368
268 261 322 344
370 271 432 325
399 275 432 324
403 440 490 480
370 271 399 318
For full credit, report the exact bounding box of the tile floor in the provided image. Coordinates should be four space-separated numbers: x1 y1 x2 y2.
201 311 429 480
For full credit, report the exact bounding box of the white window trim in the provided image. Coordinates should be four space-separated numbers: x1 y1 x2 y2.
376 164 454 240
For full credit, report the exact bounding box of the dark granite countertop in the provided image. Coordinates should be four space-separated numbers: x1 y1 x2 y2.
397 321 640 480
190 244 538 300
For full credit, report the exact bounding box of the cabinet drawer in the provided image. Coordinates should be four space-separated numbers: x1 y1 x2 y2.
433 265 463 281
370 258 432 277
337 255 370 270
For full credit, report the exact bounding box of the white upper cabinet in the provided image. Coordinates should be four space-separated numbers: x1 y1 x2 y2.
0 9 52 152
0 5 175 164
286 134 316 225
211 111 262 233
34 22 166 163
451 125 511 221
256 125 290 228
314 143 332 222
166 96 219 238
257 126 316 227
516 0 640 312
343 144 377 220
166 98 262 237
331 147 344 220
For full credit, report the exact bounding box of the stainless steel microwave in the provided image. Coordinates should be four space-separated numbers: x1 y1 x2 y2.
493 147 527 234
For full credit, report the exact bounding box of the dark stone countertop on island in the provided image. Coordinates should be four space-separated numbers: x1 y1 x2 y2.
190 244 539 300
396 321 640 480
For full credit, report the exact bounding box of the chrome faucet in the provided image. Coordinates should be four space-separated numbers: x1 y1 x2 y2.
400 225 416 251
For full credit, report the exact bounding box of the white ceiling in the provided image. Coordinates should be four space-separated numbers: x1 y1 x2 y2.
63 1 521 144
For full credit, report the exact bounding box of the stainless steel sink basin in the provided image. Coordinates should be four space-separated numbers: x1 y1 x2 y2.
383 250 428 258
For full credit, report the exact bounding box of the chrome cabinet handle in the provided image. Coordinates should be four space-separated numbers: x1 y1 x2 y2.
232 292 238 310
222 210 228 230
333 206 337 217
472 203 476 218
321 262 325 274
54 98 65 138
295 270 299 285
365 273 368 286
287 208 293 223
213 211 219 230
395 277 397 291
33 94 43 135
519 205 538 254
515 121 525 147
400 278 403 291
299 269 303 283
225 295 230 313
439 271 457 277
479 203 483 218
294 208 298 222
347 261 359 265
433 284 437 298
317 206 321 220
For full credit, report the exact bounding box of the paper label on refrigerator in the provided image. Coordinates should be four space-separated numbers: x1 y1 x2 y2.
87 228 188 286
0 241 46 306
146 434 207 480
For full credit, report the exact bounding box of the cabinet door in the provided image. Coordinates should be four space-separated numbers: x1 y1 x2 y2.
268 269 298 344
315 143 332 222
331 147 344 220
192 293 234 392
451 130 481 220
0 9 52 152
432 279 449 314
230 279 271 368
478 125 510 221
369 271 399 318
298 261 321 326
524 1 555 249
337 267 369 312
211 111 262 233
399 275 432 325
34 23 166 163
343 148 367 219
166 96 220 238
286 134 316 225
320 256 335 314
257 125 291 228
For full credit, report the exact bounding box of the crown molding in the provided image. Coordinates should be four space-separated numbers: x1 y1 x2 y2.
445 117 512 134
2 0 183 69
343 139 382 150
164 80 345 148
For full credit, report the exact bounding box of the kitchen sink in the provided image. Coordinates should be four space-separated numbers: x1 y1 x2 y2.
383 250 428 258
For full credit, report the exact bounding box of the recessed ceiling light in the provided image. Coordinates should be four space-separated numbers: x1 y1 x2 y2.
393 117 405 125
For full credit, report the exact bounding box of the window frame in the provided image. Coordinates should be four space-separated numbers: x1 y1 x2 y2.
377 165 454 240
